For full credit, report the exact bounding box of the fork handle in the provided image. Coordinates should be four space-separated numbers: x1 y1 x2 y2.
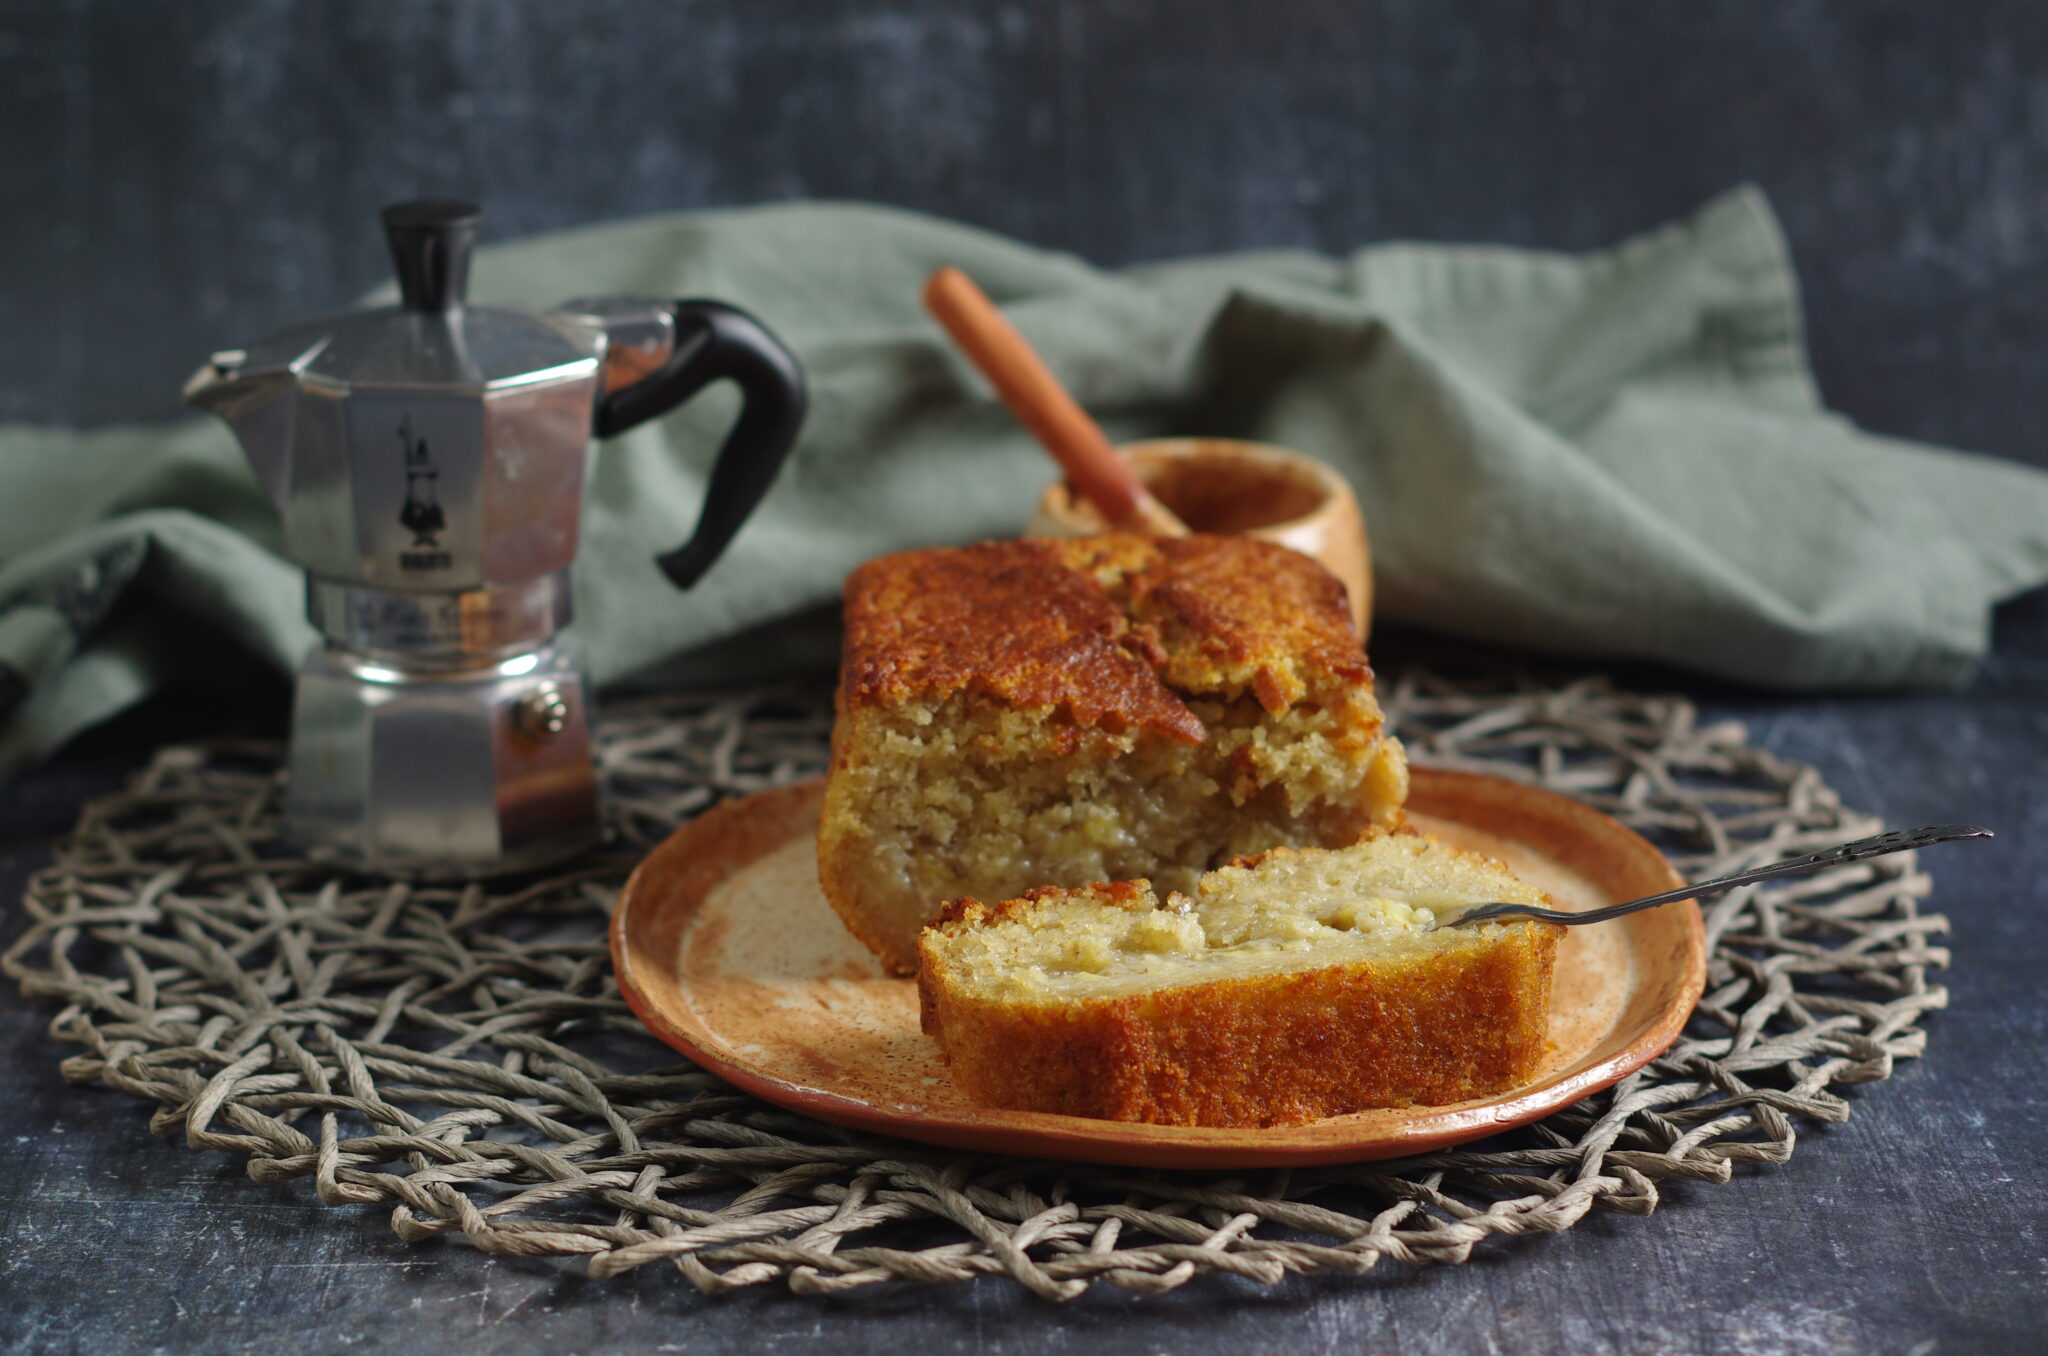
1454 823 1992 927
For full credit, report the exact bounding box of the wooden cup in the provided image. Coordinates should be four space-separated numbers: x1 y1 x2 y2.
1026 438 1372 637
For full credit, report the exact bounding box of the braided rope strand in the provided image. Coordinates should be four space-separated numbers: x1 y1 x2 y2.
2 672 1946 1297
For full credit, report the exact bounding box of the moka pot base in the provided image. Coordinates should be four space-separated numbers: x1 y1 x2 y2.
284 638 601 880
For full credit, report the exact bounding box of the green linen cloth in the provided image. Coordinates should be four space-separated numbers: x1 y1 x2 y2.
5 185 2048 778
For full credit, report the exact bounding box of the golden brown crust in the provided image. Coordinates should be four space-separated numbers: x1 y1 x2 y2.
815 682 910 971
837 535 1369 742
823 533 1405 977
932 879 1155 932
918 921 1564 1127
1125 535 1368 711
918 827 1562 1126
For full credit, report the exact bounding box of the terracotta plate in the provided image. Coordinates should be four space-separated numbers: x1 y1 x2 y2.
611 769 1706 1169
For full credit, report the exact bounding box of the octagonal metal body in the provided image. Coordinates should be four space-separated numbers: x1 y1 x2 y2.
207 309 607 594
286 639 601 877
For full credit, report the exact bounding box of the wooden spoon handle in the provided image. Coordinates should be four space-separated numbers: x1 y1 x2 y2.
923 266 1189 536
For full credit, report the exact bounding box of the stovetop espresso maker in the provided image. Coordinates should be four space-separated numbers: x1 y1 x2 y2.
186 200 805 876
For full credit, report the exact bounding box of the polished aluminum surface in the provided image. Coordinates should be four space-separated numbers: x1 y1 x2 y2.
186 345 601 589
305 571 573 661
180 214 745 879
186 301 614 876
200 303 601 392
286 641 600 877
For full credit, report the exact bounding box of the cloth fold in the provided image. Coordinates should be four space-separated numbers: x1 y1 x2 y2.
5 185 2048 776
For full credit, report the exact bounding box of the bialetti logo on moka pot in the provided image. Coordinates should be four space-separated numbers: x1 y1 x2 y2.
397 415 451 571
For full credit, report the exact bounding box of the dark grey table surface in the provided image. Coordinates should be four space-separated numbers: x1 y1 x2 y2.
4 3 2047 1353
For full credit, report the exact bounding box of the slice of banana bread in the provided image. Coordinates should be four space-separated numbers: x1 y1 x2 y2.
917 830 1563 1127
817 534 1408 975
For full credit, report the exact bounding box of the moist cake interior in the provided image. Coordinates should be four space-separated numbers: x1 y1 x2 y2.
819 534 1408 973
828 688 1405 968
929 836 1546 1002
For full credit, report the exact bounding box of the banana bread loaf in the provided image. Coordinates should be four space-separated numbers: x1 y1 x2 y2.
817 534 1409 974
917 829 1564 1127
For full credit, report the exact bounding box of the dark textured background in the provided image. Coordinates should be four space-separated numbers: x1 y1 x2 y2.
8 0 2048 468
3 2 2046 1353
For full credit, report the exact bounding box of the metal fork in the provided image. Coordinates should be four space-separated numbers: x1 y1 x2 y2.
1448 823 1993 927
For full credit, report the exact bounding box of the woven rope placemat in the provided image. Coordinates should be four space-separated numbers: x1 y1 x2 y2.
3 670 1949 1300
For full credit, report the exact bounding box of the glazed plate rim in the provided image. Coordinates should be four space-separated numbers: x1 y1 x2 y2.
610 769 1707 1169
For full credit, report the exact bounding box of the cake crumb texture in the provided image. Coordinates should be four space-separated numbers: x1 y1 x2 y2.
917 830 1564 1127
820 534 1409 974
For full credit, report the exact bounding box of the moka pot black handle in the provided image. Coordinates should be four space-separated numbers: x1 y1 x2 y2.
594 300 807 590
